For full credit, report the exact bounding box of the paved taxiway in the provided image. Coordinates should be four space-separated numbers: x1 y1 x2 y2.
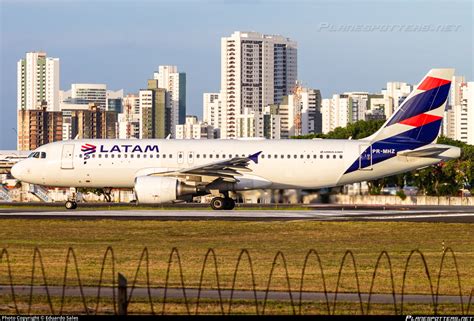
0 205 473 222
1 285 468 304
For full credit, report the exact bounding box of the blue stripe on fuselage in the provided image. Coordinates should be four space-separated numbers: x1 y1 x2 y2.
344 119 442 174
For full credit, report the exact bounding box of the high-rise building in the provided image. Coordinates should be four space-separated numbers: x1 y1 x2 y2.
220 31 297 138
444 78 474 145
17 105 63 151
203 93 223 138
381 82 412 118
17 52 60 112
118 94 140 139
62 104 117 140
321 92 390 134
139 80 167 139
153 65 186 137
175 116 214 139
60 84 123 111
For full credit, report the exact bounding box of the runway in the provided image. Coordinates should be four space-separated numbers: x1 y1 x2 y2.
0 205 473 222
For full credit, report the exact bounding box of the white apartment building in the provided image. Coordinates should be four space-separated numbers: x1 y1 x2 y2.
203 93 223 137
220 31 297 138
277 87 322 137
381 82 412 118
60 84 123 111
175 116 213 139
17 52 60 111
444 79 474 145
153 65 186 137
321 94 351 134
118 94 140 139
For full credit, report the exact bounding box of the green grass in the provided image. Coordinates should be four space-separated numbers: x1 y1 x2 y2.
0 219 472 315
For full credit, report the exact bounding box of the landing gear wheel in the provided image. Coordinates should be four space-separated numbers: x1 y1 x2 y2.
65 201 77 210
210 197 226 210
223 198 235 210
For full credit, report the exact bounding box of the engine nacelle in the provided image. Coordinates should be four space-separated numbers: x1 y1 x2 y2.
134 176 196 204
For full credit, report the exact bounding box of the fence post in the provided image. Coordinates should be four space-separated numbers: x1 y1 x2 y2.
118 273 128 315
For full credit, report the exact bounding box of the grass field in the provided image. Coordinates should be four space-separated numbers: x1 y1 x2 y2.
1 219 473 314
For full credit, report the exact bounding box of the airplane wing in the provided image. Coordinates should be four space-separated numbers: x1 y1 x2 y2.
151 151 262 183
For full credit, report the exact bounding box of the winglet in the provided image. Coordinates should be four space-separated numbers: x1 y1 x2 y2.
248 151 262 164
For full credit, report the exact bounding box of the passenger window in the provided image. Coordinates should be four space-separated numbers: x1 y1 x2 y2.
111 154 115 158
209 154 213 158
262 155 265 159
92 154 96 158
163 154 166 158
105 154 108 158
156 154 159 158
197 154 200 158
137 154 140 158
326 155 330 159
79 154 82 158
117 154 121 158
275 155 278 159
320 155 323 159
307 155 310 159
130 154 134 158
313 155 316 159
287 155 291 159
339 155 343 159
268 155 271 159
203 154 207 158
179 154 183 158
99 154 102 158
333 155 336 159
150 154 153 158
143 154 147 158
281 155 284 159
124 154 127 158
300 155 304 159
216 154 220 159
169 154 172 158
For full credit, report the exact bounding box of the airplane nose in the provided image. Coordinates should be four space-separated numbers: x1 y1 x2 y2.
11 162 24 180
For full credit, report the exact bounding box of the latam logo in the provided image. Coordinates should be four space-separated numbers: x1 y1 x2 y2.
81 144 96 164
81 144 160 164
99 145 159 153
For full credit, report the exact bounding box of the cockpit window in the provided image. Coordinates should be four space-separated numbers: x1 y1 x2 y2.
28 152 45 159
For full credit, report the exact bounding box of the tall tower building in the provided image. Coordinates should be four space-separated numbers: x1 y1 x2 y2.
17 52 60 111
220 31 297 138
139 80 167 139
153 65 186 137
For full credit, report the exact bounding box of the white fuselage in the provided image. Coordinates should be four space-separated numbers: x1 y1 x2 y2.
12 139 453 190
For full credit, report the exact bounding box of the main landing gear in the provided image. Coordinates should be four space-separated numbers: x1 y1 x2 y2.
210 196 235 210
65 200 77 210
65 188 78 210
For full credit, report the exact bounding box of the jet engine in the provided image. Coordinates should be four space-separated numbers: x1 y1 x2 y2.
134 176 196 204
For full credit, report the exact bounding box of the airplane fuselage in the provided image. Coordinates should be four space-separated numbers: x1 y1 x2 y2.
14 138 457 190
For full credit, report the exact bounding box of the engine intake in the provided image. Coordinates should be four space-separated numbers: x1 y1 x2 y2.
134 176 196 204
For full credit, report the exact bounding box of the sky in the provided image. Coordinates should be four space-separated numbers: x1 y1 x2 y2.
0 0 472 149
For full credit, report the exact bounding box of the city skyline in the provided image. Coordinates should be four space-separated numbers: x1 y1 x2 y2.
1 0 472 149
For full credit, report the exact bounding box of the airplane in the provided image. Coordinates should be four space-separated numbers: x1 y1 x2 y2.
11 69 460 210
